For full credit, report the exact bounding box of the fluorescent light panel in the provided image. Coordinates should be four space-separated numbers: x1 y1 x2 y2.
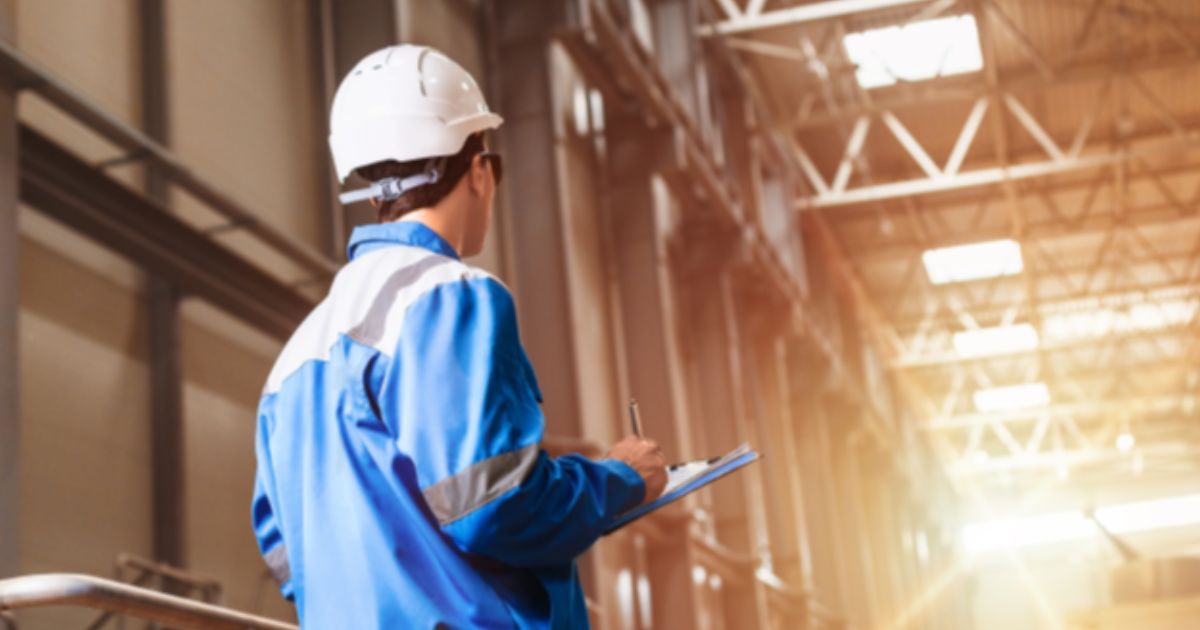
843 14 984 89
953 324 1039 357
922 239 1024 285
964 494 1200 553
973 382 1050 412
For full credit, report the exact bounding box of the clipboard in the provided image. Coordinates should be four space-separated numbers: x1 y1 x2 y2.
605 442 760 534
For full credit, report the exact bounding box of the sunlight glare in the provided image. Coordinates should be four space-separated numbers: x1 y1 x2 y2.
953 324 1039 357
843 15 984 89
973 382 1050 412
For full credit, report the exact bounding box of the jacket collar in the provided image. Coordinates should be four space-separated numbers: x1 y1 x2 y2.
346 221 460 261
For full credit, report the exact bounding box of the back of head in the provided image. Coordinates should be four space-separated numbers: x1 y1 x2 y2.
329 45 502 221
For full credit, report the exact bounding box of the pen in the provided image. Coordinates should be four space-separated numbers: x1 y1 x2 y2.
628 398 643 437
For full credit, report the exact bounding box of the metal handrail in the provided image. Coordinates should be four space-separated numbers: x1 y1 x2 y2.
0 574 297 630
0 38 339 279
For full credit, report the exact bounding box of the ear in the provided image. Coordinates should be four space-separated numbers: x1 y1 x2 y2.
468 154 488 197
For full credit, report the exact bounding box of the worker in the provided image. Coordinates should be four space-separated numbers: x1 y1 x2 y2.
250 44 668 629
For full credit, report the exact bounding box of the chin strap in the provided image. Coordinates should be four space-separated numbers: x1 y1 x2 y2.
339 169 441 205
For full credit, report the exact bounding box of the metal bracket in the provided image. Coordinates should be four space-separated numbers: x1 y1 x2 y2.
202 216 256 236
94 147 152 170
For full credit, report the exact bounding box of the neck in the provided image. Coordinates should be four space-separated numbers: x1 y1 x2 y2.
397 205 465 257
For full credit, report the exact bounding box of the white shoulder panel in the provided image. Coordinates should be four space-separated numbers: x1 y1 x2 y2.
263 246 489 394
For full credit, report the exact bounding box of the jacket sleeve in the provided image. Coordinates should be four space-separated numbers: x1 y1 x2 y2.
382 275 645 568
251 406 294 599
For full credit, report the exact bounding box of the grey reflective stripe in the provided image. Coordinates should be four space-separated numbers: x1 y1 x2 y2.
424 444 540 526
346 254 452 346
263 544 291 585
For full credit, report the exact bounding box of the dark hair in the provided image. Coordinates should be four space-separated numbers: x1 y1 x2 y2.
354 133 485 222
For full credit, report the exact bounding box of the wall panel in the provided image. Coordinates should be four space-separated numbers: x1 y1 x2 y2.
166 0 324 282
15 237 153 629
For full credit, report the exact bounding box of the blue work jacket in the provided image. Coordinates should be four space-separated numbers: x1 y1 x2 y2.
252 222 646 628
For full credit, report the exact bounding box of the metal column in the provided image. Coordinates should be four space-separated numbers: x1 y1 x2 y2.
779 338 818 588
327 0 397 232
797 390 847 617
140 0 185 569
0 0 16 580
605 112 701 629
680 268 766 628
489 2 584 439
306 0 343 259
605 115 691 459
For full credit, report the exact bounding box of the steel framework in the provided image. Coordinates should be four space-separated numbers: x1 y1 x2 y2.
705 0 1200 480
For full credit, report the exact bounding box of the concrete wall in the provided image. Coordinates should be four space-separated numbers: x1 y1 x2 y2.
15 222 153 628
166 0 325 283
11 0 316 625
14 1 150 626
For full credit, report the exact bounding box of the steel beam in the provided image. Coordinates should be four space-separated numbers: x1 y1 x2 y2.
876 242 1200 314
888 277 1200 335
0 38 337 279
950 441 1199 476
795 132 1200 209
18 125 313 340
139 0 185 571
927 394 1192 429
793 50 1200 132
0 0 16 580
898 316 1200 368
848 176 1200 264
697 0 933 36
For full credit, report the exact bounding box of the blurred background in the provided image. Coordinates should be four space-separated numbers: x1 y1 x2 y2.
1 0 1199 629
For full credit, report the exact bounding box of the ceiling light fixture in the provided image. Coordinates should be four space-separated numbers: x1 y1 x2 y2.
843 14 984 89
922 239 1024 285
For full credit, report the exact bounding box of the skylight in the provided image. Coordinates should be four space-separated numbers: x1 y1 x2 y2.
953 324 1039 357
973 382 1050 413
843 14 984 89
921 239 1024 285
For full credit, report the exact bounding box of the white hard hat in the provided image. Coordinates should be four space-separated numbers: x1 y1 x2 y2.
328 45 503 183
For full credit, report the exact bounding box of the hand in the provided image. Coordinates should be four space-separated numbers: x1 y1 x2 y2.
606 436 667 505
